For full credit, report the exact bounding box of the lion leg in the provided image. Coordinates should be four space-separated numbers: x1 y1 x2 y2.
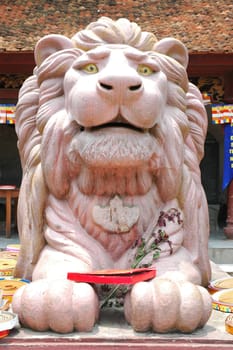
124 278 212 333
12 245 100 333
32 245 94 280
12 279 99 333
154 247 203 285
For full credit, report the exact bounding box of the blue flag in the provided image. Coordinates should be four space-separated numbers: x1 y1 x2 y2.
223 123 233 190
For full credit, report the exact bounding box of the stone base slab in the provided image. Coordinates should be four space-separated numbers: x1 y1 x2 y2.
1 264 232 349
1 308 233 349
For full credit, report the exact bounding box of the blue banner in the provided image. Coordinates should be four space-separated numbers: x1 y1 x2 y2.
223 123 233 190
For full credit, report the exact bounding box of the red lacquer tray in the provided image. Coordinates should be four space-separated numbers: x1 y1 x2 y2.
67 267 156 285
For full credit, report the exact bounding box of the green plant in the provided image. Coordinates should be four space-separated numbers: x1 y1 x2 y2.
100 208 183 308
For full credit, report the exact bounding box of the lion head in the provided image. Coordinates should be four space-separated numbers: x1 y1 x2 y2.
15 17 210 286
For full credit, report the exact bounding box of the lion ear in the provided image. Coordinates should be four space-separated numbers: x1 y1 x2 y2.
153 38 189 69
35 34 74 66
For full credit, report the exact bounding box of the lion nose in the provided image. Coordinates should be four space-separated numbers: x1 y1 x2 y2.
97 74 143 100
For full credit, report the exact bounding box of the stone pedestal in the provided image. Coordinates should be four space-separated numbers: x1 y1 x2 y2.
1 308 233 350
2 263 232 349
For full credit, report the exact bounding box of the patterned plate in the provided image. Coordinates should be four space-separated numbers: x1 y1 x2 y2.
208 277 233 294
212 288 233 313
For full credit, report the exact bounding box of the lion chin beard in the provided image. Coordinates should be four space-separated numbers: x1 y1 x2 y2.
67 133 162 260
68 127 160 197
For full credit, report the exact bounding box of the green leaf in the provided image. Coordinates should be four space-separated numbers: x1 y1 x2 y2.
153 250 160 260
150 242 158 250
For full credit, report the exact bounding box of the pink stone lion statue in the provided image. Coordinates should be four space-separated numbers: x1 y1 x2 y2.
12 17 212 333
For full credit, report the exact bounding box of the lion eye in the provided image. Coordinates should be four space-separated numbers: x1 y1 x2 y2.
137 64 154 76
82 63 98 74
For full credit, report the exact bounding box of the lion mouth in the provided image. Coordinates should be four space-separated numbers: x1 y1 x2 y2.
90 122 144 132
80 115 148 133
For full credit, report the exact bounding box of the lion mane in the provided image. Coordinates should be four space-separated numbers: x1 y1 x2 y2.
15 17 210 286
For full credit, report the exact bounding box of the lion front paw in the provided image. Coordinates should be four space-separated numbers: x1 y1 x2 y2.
12 279 99 333
124 278 212 333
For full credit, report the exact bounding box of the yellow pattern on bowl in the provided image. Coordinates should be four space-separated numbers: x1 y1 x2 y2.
0 278 30 302
0 259 17 277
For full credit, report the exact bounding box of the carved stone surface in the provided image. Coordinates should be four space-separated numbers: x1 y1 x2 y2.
12 17 212 334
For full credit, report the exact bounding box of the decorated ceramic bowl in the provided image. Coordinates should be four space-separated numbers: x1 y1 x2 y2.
208 277 233 294
0 259 17 277
212 288 233 313
0 311 19 338
0 251 19 260
6 244 21 253
0 278 30 303
225 314 233 334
